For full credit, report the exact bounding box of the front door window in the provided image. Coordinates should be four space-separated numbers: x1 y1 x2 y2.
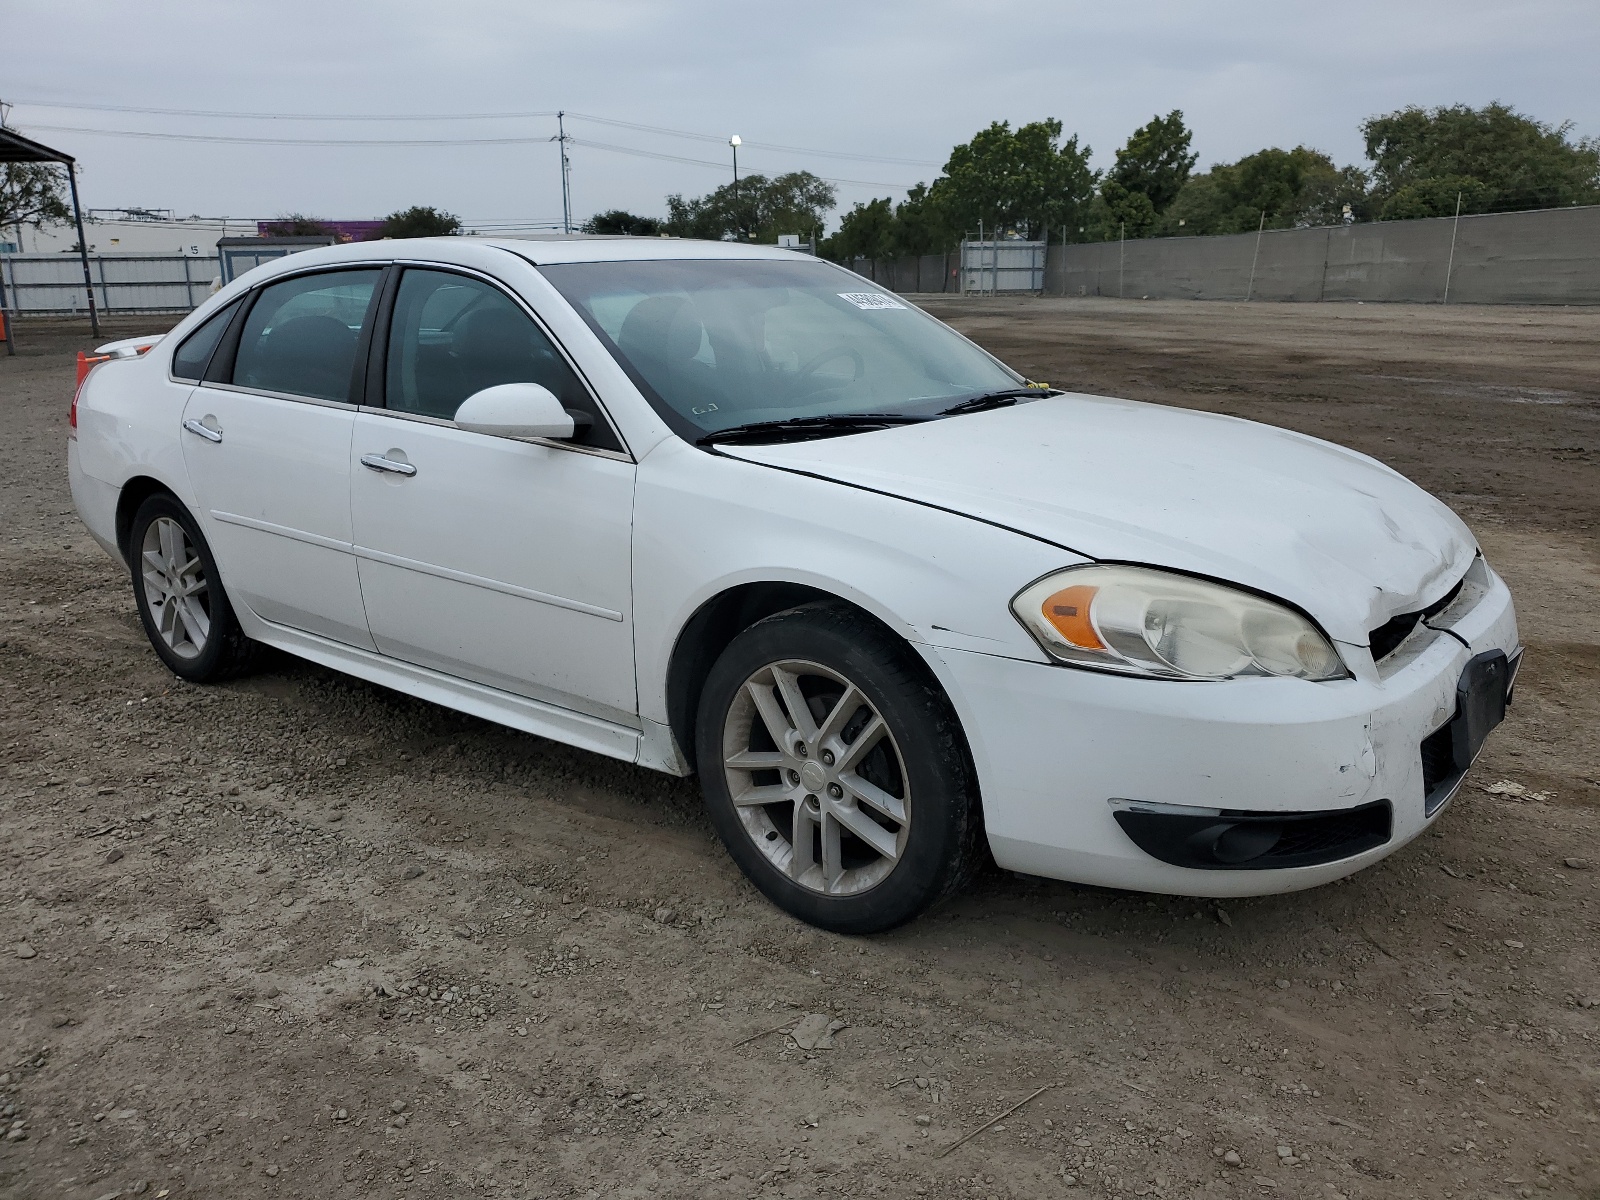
384 269 620 450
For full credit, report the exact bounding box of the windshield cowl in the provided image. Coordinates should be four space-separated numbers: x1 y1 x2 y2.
697 413 930 447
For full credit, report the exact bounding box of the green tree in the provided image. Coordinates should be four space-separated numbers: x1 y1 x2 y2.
1106 110 1197 216
1295 162 1374 226
1378 175 1493 221
1362 102 1600 218
581 209 663 236
1161 147 1367 235
376 206 462 238
822 197 895 261
1095 180 1159 239
664 171 835 242
926 119 1096 239
0 161 70 233
886 183 953 255
262 213 337 237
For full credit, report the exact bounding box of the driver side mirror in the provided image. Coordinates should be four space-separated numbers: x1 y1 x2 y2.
454 382 579 440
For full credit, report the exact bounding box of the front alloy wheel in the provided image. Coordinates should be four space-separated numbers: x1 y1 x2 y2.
721 659 911 897
697 602 982 933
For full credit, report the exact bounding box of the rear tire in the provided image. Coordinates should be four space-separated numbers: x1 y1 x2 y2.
695 602 982 934
129 493 258 683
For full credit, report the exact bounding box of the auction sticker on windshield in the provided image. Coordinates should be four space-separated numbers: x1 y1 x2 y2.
837 292 906 310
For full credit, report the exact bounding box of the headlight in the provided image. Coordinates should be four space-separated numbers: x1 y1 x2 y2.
1011 565 1348 681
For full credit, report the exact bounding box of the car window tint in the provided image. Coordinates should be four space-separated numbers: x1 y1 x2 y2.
232 270 380 402
383 269 620 450
171 299 240 381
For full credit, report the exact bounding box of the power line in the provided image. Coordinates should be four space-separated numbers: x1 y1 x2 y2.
19 122 918 189
10 98 559 122
11 97 943 167
21 122 555 147
565 112 941 167
570 137 914 188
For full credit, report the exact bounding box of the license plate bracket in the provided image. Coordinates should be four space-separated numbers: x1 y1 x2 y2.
1450 650 1509 772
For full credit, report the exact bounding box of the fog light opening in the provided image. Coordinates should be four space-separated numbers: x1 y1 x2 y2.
1208 822 1283 864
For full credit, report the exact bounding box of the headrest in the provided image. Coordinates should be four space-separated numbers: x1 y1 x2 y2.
617 295 704 368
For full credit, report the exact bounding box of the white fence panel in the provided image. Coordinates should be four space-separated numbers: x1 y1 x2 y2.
0 253 218 315
960 240 1045 294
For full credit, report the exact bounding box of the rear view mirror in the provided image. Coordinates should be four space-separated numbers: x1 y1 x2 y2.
454 383 576 440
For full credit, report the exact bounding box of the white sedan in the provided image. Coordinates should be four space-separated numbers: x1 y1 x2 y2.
67 237 1520 932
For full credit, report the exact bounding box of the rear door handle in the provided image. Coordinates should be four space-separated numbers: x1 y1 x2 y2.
182 417 222 443
360 453 417 477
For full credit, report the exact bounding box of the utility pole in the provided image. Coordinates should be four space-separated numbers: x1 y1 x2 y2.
729 135 741 240
554 111 573 234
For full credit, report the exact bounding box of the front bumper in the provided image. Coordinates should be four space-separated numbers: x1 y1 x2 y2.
922 562 1519 897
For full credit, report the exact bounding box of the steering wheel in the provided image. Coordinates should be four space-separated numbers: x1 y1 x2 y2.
790 345 865 396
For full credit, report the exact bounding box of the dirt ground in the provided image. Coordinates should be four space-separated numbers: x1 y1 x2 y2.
1 296 1597 1200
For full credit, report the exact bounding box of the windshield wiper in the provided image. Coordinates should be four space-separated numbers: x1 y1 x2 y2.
697 413 929 446
938 387 1059 416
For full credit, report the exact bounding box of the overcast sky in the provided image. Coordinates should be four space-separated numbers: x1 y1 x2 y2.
5 0 1598 231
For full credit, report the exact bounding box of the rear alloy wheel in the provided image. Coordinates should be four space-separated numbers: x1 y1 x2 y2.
140 515 210 661
696 603 982 933
129 493 258 683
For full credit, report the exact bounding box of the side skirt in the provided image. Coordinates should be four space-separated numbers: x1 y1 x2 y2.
247 617 654 770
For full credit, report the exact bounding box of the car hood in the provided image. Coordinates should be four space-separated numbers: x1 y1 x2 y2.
716 394 1478 646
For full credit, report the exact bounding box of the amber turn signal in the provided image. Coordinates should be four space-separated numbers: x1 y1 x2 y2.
1040 585 1105 649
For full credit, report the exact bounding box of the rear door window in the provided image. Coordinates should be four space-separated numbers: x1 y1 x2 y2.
232 270 381 403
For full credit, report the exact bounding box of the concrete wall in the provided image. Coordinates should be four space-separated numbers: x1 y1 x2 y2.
840 205 1600 305
1044 205 1600 305
846 254 961 293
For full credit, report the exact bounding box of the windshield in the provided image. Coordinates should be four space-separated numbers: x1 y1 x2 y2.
539 258 1022 439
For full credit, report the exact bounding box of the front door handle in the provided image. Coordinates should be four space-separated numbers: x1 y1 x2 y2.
182 417 222 443
360 453 417 477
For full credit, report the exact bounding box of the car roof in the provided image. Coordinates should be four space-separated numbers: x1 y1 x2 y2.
271 235 811 267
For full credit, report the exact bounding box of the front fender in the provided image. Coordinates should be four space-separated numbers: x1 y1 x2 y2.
631 437 1077 725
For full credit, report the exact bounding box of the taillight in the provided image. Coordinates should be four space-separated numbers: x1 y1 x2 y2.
72 351 110 432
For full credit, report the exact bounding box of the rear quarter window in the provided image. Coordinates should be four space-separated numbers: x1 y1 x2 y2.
170 300 241 381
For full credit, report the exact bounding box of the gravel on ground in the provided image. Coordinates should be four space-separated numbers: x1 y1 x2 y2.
1 298 1596 1200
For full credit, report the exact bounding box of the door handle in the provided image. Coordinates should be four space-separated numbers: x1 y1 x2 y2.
360 453 417 477
182 417 222 443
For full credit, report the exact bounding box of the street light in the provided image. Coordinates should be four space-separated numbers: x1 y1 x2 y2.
730 135 741 240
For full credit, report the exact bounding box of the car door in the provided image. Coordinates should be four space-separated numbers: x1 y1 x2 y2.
348 265 638 723
180 266 383 650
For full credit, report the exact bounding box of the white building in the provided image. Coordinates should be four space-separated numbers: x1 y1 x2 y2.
5 211 253 257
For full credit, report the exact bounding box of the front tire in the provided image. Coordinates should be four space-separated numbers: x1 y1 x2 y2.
695 603 982 933
129 493 258 683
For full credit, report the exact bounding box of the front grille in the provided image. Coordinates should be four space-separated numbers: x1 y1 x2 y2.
1369 610 1424 660
1369 577 1466 662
